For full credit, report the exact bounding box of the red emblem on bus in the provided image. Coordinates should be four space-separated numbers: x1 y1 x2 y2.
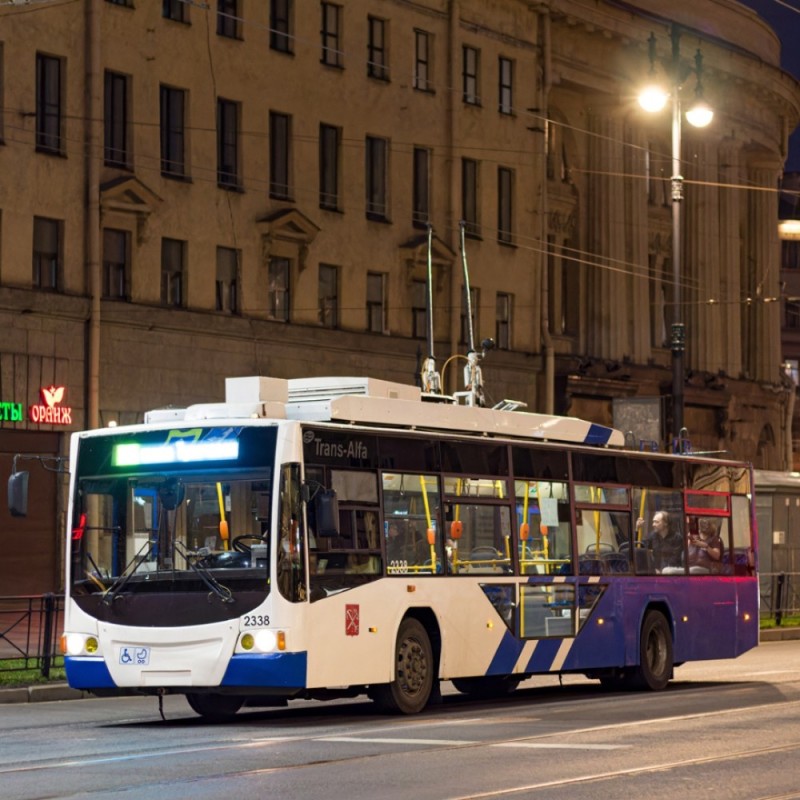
345 604 359 636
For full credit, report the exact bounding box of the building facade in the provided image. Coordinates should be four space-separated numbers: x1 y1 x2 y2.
1 0 799 592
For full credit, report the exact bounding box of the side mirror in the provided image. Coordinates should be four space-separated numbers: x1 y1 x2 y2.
8 471 30 518
314 490 340 537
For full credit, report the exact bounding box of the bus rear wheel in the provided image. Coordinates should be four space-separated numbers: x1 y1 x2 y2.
630 610 673 691
185 692 244 721
370 618 434 714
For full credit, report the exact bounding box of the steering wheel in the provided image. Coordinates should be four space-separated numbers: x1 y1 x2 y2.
232 534 267 554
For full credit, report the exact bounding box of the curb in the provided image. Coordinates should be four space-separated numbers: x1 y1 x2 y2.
759 627 800 642
0 683 86 705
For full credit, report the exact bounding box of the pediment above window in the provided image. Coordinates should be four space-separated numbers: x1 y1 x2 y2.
100 176 162 243
256 208 321 270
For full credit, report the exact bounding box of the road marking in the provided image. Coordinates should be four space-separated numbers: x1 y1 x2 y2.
319 737 477 746
494 742 630 750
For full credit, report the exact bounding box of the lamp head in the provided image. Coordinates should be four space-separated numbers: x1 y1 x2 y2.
638 85 668 113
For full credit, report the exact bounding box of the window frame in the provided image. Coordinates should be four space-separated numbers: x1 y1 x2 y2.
160 85 187 178
321 2 342 67
216 246 240 314
36 53 63 155
462 45 480 105
367 16 389 81
270 111 292 200
318 263 339 328
413 29 432 92
412 146 430 226
365 135 389 221
217 0 241 39
270 0 293 53
497 166 514 245
102 228 130 300
319 123 341 211
161 237 186 308
268 256 291 322
498 56 513 115
32 216 62 292
217 97 241 189
462 158 479 237
104 70 130 168
366 272 386 333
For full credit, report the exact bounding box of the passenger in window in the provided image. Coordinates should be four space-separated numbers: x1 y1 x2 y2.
637 510 683 573
688 517 723 574
386 522 405 564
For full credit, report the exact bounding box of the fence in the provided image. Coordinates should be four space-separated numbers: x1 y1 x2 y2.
760 572 800 624
0 594 64 677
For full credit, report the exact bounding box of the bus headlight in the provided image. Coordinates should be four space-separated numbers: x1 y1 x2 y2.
63 633 99 656
238 630 285 653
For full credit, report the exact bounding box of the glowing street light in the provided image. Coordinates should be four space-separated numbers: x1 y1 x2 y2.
638 28 713 451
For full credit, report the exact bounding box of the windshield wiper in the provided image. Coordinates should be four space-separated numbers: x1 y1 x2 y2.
102 537 154 606
173 541 234 604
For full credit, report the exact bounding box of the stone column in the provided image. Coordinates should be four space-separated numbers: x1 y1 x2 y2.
585 109 628 360
746 161 783 383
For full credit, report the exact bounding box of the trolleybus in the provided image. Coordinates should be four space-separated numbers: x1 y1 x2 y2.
46 374 757 718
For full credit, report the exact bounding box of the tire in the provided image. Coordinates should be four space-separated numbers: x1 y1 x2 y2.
370 618 435 714
451 676 520 698
185 692 244 721
630 610 673 691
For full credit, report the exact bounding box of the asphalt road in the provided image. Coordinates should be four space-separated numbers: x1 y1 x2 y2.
2 641 800 800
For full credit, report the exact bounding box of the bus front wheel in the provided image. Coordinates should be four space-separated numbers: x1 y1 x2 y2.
186 692 244 721
370 618 434 714
631 610 673 691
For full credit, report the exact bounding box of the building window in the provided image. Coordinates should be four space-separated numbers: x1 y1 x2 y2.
161 238 185 307
268 257 290 321
496 293 511 350
411 279 427 339
785 300 800 330
270 112 291 199
319 263 339 328
160 85 186 177
497 167 513 244
217 0 240 39
36 54 63 154
319 123 340 210
460 286 479 346
365 136 388 220
412 147 430 226
104 70 130 168
462 158 479 237
163 0 188 22
107 0 133 6
784 359 799 384
367 16 388 80
217 98 241 189
321 3 342 67
102 228 129 300
216 246 239 314
32 217 62 291
499 57 513 114
782 240 800 270
270 0 292 53
462 46 479 105
413 30 432 91
367 272 386 333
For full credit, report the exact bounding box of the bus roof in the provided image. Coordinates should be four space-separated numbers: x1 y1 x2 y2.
143 375 625 448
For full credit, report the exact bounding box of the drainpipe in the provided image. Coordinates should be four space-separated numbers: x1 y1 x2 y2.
539 8 555 414
447 0 461 393
86 0 102 429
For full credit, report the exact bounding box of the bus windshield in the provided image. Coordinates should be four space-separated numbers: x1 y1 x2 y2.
69 426 277 623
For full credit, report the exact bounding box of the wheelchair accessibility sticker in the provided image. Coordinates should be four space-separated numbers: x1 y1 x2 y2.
119 646 150 666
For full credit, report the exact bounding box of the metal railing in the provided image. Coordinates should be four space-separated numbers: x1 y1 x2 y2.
0 594 64 677
760 572 800 625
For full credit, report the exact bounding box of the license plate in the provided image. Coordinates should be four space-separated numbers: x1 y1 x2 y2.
119 646 150 666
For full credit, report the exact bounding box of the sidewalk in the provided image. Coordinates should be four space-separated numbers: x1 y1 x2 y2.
2 627 798 705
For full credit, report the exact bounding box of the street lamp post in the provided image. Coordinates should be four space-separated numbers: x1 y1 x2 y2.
639 28 713 451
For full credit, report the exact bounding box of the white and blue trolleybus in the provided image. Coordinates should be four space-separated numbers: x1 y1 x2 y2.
58 375 758 718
